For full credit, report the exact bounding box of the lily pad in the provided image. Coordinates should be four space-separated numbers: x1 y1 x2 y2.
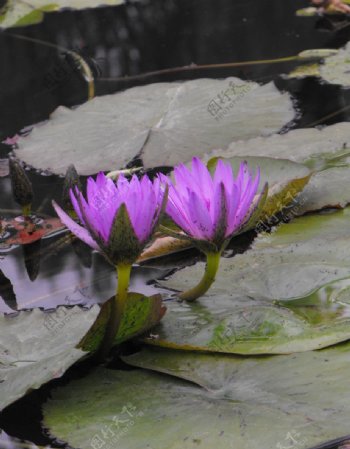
78 292 166 351
0 305 99 411
146 208 350 354
207 122 350 214
286 41 350 86
319 41 350 87
44 342 350 449
0 290 164 411
0 0 124 28
14 78 294 175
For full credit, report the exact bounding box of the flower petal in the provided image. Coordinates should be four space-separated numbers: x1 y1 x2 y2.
52 200 99 251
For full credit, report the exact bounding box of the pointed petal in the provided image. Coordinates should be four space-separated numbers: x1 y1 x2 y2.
69 189 84 223
188 191 214 239
52 200 99 251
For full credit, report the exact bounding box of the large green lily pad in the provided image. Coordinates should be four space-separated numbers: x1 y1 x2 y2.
0 0 124 28
145 208 350 354
0 290 164 411
0 305 99 411
44 341 350 449
206 122 350 214
14 78 294 175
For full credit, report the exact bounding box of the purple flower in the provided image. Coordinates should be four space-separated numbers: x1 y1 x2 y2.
161 157 261 252
53 172 166 265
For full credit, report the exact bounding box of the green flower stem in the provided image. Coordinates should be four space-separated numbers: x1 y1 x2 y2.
97 263 132 361
179 251 221 302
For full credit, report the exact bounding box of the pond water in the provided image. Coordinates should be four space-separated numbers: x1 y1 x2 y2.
1 0 350 448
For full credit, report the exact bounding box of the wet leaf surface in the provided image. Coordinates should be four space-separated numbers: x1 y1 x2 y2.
286 40 350 87
0 0 125 28
207 122 350 214
0 290 165 410
79 292 166 351
44 341 350 449
14 78 294 175
146 208 350 354
0 305 100 411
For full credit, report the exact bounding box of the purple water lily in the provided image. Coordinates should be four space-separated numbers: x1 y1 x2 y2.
53 171 167 359
162 157 260 251
53 172 166 265
160 157 264 301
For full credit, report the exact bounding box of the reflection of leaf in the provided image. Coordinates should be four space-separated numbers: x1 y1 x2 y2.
22 238 41 281
44 341 350 449
78 293 166 352
0 0 124 28
0 269 17 311
149 208 350 354
0 246 116 311
0 305 100 411
15 78 294 175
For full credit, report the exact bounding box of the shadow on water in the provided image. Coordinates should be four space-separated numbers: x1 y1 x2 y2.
1 0 350 447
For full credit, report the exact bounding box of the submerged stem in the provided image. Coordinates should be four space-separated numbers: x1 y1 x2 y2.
179 252 221 302
97 264 132 361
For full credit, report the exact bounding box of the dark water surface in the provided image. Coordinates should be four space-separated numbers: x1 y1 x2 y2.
1 0 350 447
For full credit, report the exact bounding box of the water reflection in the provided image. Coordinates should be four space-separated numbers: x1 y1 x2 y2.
0 237 167 313
276 277 350 325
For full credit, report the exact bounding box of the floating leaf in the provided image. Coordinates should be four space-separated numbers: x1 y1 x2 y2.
207 156 311 224
0 305 99 411
44 342 350 449
318 41 350 87
0 291 164 410
0 0 125 28
207 122 350 214
296 6 320 16
286 63 321 79
138 235 193 263
78 292 166 352
144 208 350 354
286 41 350 86
14 78 294 175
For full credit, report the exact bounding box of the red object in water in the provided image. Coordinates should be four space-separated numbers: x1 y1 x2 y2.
0 215 65 246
